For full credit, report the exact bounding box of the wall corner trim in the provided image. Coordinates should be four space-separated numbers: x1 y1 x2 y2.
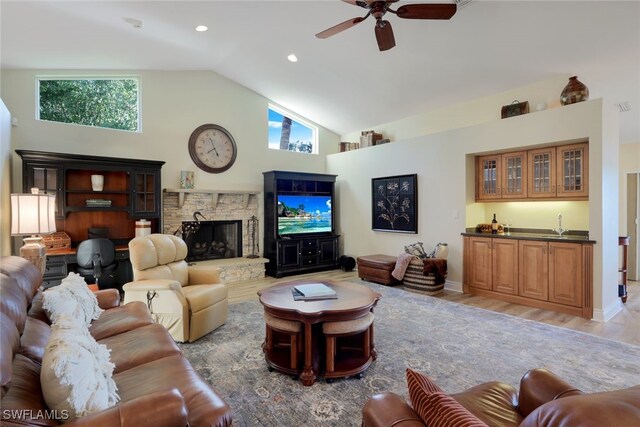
592 300 623 323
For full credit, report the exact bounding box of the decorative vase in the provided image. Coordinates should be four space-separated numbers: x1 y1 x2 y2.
434 243 449 260
91 174 104 191
135 219 151 237
560 76 589 105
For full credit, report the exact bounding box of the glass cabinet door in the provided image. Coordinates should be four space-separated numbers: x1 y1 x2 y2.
557 143 588 198
501 151 527 198
477 155 502 200
25 163 64 218
132 170 160 217
527 147 556 198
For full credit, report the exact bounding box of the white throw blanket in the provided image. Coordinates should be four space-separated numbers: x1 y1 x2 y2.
392 253 417 280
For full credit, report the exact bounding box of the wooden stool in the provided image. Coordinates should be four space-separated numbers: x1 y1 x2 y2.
323 312 375 378
264 312 302 370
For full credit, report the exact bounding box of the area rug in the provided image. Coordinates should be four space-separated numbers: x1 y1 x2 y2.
179 279 640 427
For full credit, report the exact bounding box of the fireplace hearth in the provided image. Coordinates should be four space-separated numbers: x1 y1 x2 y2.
182 220 242 262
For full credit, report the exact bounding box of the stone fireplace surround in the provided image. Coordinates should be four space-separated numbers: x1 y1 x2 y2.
163 189 266 283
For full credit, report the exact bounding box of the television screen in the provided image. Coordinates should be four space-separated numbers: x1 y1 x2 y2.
277 194 332 235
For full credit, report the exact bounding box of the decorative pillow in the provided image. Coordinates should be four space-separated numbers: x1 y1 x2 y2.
41 315 119 421
42 286 81 326
406 368 487 427
43 273 102 326
404 242 428 259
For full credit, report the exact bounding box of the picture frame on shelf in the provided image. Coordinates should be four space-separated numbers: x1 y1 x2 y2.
372 174 418 233
180 170 195 189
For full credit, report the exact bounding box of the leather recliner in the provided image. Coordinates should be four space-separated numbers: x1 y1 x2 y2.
124 234 228 342
362 368 640 427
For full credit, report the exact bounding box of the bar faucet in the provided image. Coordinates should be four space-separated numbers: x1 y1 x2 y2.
552 213 568 236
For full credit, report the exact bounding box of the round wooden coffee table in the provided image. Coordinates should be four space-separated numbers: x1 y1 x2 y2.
258 280 381 386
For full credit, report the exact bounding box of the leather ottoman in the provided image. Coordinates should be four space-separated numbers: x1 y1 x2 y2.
357 255 399 285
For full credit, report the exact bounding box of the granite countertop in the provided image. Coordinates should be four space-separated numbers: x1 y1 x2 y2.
461 228 596 244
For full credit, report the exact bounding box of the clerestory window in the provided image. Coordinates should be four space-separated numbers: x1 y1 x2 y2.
37 76 140 132
268 104 317 154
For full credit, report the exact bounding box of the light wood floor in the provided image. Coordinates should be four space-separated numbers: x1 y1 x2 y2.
228 270 640 346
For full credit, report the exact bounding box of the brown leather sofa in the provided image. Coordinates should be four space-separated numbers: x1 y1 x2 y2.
362 368 640 427
1 256 232 426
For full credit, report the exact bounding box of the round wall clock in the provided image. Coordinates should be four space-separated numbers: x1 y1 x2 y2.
188 124 237 173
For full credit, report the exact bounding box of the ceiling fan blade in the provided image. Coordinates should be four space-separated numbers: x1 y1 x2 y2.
396 3 457 20
375 20 396 51
316 16 368 39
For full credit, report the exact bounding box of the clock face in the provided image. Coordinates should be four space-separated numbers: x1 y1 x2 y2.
188 124 237 173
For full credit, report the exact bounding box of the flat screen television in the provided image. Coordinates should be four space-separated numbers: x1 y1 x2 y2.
277 194 332 235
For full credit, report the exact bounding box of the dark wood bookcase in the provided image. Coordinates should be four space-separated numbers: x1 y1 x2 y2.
263 170 339 277
17 150 164 246
17 150 165 289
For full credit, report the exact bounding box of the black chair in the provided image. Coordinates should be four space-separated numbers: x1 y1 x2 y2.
76 238 118 288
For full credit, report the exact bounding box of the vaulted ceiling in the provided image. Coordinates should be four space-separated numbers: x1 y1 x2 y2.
1 1 639 143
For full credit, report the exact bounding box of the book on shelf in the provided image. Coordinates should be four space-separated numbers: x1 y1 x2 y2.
85 199 112 207
360 130 383 148
292 283 338 301
339 142 360 152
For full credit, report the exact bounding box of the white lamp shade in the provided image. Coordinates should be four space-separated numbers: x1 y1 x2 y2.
11 192 57 235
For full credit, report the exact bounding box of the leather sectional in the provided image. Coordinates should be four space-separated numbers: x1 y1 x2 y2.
0 256 232 426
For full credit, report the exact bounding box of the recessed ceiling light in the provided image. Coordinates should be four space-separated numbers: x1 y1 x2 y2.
195 25 208 32
287 54 298 63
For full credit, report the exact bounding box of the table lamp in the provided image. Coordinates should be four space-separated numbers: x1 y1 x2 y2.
11 188 56 274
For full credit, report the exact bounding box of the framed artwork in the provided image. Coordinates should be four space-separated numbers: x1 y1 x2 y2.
180 170 195 189
372 174 418 233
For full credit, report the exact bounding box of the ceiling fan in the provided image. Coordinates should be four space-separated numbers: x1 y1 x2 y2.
316 0 457 51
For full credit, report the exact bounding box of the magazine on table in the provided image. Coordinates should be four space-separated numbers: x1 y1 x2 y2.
292 283 337 301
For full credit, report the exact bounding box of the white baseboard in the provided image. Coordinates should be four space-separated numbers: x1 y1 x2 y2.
592 300 623 322
444 280 463 293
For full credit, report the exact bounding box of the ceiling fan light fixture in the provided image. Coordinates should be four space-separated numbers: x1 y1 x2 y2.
287 54 298 63
195 25 208 32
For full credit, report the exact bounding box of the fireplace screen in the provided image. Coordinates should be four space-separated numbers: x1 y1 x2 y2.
182 220 242 262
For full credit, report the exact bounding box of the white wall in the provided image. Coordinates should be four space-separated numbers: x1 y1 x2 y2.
0 99 12 256
619 143 640 235
1 70 341 194
328 99 619 320
341 75 571 144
